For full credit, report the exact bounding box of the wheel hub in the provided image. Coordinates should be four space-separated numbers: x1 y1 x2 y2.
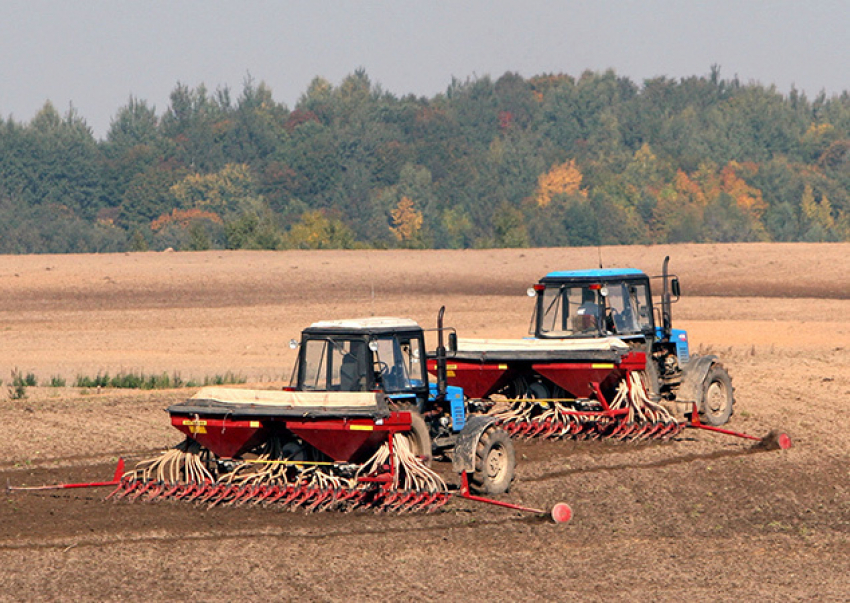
486 445 507 480
706 382 726 414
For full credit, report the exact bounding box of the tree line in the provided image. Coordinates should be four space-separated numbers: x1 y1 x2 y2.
1 67 848 253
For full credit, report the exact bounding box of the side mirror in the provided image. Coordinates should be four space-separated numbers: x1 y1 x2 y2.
448 332 458 353
288 339 299 350
670 278 681 299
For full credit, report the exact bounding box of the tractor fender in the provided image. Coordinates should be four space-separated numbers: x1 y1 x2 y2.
674 354 718 411
451 414 497 474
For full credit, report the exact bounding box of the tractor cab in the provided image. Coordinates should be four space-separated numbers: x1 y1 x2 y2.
528 261 694 390
291 314 469 444
530 268 656 341
292 317 430 407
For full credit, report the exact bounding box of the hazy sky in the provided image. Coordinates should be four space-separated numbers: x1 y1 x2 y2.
2 0 847 139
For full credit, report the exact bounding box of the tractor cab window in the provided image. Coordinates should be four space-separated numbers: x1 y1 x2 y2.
538 285 601 337
373 334 426 393
538 281 653 338
604 282 651 335
299 338 370 391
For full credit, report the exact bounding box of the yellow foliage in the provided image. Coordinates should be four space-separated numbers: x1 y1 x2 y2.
389 196 423 243
801 185 834 229
803 122 835 140
535 160 587 207
632 144 658 171
170 163 254 213
286 210 354 249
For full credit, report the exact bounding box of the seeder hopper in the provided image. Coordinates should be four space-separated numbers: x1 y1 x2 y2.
447 339 682 441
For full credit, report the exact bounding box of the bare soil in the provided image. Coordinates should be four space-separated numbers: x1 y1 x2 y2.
0 243 848 601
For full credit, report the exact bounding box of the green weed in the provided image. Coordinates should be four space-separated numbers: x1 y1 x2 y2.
75 373 111 388
8 369 29 400
47 375 66 388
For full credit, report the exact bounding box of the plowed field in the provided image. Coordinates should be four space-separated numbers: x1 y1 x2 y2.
1 243 848 601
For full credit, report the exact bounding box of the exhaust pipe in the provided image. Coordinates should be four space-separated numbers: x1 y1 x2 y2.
661 256 672 341
435 306 448 401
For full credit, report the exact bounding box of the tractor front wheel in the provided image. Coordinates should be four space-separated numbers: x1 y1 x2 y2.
470 426 515 495
699 364 734 426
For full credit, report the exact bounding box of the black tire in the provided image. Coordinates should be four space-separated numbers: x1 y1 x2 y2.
402 411 433 466
470 426 515 495
699 363 734 426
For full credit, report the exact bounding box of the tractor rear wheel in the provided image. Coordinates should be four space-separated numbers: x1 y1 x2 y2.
470 426 515 495
699 364 734 426
402 411 433 466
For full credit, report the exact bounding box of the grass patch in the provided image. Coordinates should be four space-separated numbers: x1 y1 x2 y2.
202 371 247 386
72 370 247 390
75 371 185 390
6 370 250 393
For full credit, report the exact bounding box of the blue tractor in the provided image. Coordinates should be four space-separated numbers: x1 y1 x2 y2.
442 257 735 440
288 310 515 495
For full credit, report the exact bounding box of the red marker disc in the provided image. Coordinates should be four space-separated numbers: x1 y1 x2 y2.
551 502 572 523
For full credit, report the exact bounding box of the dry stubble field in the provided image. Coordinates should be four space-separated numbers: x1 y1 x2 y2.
0 243 848 601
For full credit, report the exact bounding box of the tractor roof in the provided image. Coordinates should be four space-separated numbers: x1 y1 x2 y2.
542 268 647 282
306 317 422 334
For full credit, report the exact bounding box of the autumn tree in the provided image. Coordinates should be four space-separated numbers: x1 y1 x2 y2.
800 184 838 241
534 159 587 207
169 163 257 215
650 170 706 242
389 196 424 247
286 210 355 249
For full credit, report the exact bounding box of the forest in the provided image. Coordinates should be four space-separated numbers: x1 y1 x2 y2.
0 67 848 253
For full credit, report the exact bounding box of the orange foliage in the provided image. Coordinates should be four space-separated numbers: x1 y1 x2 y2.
151 208 223 232
650 161 768 241
673 170 706 206
719 162 767 219
535 160 587 207
665 162 766 219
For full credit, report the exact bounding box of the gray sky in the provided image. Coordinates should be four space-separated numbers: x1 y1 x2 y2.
2 0 847 140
